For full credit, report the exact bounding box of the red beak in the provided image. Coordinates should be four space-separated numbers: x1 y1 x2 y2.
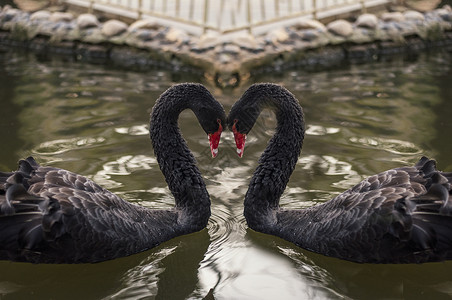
232 120 246 158
208 121 222 158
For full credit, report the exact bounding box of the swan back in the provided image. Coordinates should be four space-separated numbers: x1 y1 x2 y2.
231 83 452 263
0 83 225 263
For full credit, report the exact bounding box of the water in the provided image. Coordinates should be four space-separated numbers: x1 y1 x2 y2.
1 49 452 299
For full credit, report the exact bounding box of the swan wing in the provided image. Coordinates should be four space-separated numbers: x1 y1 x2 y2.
279 157 452 263
0 157 176 263
335 157 452 257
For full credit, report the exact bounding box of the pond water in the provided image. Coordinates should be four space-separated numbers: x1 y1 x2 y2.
0 48 452 300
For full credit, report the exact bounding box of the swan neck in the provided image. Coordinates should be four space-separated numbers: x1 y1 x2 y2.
244 88 305 228
149 92 210 226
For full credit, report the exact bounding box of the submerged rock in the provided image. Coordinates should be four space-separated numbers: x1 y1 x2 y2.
327 19 353 37
30 10 50 22
81 27 105 44
77 13 99 29
381 12 405 22
222 44 241 55
129 19 161 31
356 14 378 29
131 28 157 42
102 19 128 37
164 27 189 44
50 12 74 23
0 7 23 26
194 33 219 51
232 33 260 50
404 10 425 21
1 4 452 87
435 7 452 22
298 29 321 42
267 27 290 44
292 19 326 31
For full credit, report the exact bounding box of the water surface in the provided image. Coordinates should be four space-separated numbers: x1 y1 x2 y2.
0 50 452 299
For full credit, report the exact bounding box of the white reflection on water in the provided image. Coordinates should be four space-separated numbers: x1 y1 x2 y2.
199 244 327 300
305 125 340 136
33 137 106 155
91 155 157 189
107 247 176 299
197 148 352 299
104 246 177 299
349 136 422 155
298 154 363 190
115 124 149 136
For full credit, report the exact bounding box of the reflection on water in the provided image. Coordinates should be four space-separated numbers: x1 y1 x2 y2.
1 50 452 299
34 136 107 155
91 154 157 190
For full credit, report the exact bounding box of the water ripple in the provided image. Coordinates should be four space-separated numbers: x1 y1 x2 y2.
349 136 422 155
91 155 157 189
105 246 177 299
305 125 340 136
115 124 149 136
33 137 106 155
298 154 363 191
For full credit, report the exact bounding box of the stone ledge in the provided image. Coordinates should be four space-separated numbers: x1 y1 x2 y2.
1 5 451 87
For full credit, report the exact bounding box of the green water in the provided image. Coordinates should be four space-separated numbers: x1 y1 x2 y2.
0 49 452 299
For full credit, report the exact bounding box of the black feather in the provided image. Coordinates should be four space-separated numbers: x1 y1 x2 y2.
0 83 225 263
231 83 452 264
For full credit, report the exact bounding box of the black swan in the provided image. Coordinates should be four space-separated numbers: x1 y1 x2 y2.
0 83 226 263
228 83 452 263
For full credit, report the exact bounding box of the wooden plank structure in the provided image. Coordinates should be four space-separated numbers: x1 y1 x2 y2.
64 0 391 36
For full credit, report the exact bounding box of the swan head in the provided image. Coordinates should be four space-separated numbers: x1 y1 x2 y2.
190 86 226 158
227 102 260 158
227 84 268 157
208 120 223 158
198 110 225 158
231 119 246 158
151 83 226 158
227 83 303 158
